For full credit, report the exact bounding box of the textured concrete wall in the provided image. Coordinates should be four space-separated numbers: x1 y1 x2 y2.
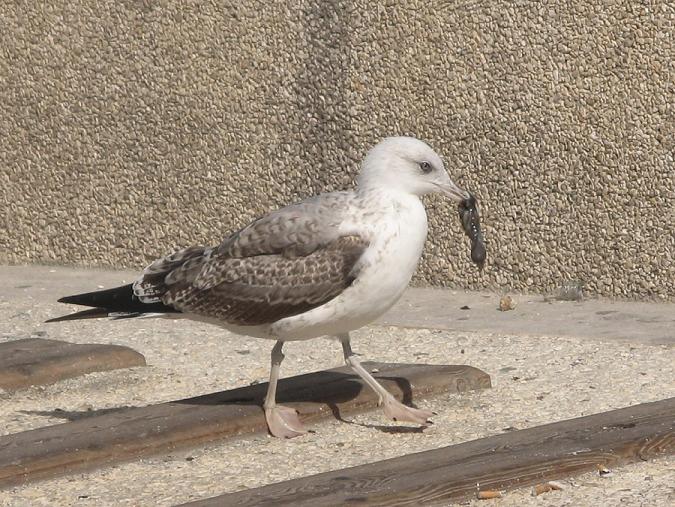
1 1 673 300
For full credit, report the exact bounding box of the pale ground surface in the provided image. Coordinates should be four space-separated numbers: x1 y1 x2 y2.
0 266 673 506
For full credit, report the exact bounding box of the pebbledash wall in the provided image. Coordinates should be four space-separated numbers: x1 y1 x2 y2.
1 1 673 300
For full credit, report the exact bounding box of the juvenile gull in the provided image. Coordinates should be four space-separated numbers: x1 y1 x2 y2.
48 136 472 438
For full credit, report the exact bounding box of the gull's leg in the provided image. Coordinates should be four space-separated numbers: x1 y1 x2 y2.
263 340 306 438
339 333 433 425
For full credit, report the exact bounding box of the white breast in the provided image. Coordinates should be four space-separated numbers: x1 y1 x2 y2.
271 192 428 340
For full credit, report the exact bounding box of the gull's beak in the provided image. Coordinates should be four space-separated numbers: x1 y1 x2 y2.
435 179 471 202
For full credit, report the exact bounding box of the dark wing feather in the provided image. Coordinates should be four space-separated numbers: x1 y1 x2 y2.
162 236 368 325
134 246 210 303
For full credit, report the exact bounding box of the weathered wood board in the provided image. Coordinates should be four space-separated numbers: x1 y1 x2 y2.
0 338 146 390
183 397 675 506
0 362 490 488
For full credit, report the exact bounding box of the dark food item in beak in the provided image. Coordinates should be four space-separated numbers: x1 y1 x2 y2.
458 192 486 269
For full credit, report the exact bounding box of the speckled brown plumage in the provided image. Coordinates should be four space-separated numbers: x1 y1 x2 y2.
134 235 368 326
131 191 369 325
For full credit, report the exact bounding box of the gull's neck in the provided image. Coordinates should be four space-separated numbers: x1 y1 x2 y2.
355 183 421 205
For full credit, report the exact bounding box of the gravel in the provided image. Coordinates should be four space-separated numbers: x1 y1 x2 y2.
1 295 674 505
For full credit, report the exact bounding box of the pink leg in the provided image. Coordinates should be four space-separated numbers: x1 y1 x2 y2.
263 341 306 438
339 334 433 425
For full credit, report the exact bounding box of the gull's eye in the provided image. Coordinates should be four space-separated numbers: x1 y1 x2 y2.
419 161 433 174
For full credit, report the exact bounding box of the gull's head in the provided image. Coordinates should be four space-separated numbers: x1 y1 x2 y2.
357 136 470 202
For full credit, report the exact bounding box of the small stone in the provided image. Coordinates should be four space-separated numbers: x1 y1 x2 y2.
531 482 563 496
597 465 613 477
477 490 502 499
499 295 516 311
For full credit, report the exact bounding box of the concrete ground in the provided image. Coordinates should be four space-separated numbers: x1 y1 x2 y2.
0 265 673 506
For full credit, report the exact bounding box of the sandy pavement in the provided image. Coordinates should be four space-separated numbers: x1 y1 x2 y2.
0 266 673 506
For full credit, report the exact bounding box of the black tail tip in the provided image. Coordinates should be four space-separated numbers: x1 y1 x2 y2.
57 294 85 304
45 307 111 323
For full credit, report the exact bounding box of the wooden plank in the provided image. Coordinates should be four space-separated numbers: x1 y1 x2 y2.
0 362 490 488
183 397 675 507
0 338 146 390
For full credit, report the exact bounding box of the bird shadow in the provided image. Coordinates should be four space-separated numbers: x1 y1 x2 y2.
178 368 428 434
20 406 135 421
20 365 429 434
326 403 430 435
179 369 414 408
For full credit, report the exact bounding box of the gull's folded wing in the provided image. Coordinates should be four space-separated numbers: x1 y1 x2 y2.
133 193 369 325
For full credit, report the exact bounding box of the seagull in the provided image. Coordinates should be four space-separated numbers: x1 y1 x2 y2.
48 136 473 438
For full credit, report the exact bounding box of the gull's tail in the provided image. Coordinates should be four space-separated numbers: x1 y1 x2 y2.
46 284 179 323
